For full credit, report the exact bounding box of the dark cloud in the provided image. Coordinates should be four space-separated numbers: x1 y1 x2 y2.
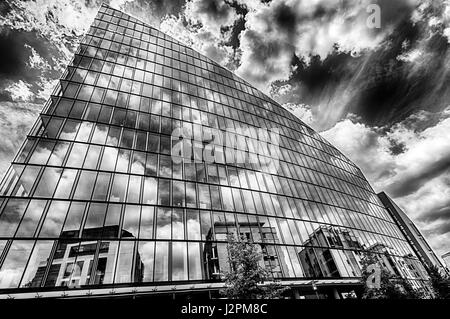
388 159 450 197
194 0 230 21
352 24 449 126
388 139 406 155
417 206 450 225
0 0 12 16
273 2 297 35
221 0 248 50
274 8 450 130
431 220 450 236
0 29 61 77
278 51 356 103
0 29 29 79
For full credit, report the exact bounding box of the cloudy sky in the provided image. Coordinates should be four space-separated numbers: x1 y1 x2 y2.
0 0 449 258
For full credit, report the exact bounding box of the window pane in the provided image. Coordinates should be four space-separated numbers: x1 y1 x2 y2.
210 185 221 210
61 202 86 238
139 206 154 239
75 122 93 142
83 145 102 169
127 175 141 203
159 155 172 177
65 143 88 167
122 205 140 238
220 186 234 211
278 219 294 245
9 165 39 197
198 184 211 209
138 241 154 282
91 124 109 144
232 188 244 212
172 209 184 240
0 240 34 288
103 204 122 238
116 149 131 173
188 242 202 280
114 241 135 284
142 177 157 204
147 133 159 152
54 168 78 198
106 126 121 146
34 167 62 197
186 210 201 240
48 141 70 166
156 208 171 239
242 190 256 213
39 201 70 237
100 146 118 171
16 199 47 237
82 203 107 238
109 174 129 202
28 139 55 164
145 153 157 176
157 179 170 206
200 211 212 241
59 120 80 140
172 181 185 207
20 240 54 288
92 172 112 201
130 151 145 174
0 198 29 236
73 170 96 200
186 182 197 208
172 242 187 281
154 241 168 282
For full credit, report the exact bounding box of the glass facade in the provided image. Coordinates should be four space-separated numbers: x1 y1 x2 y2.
0 4 429 296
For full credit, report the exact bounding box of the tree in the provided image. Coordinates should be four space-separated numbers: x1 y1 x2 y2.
360 251 425 299
427 265 450 299
221 234 289 299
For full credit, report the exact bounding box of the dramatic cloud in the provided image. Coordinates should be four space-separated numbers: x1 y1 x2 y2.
235 0 421 91
185 0 238 37
271 0 450 130
322 107 450 255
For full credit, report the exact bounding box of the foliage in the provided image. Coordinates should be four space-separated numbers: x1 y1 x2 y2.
221 234 289 299
426 265 450 299
360 251 426 299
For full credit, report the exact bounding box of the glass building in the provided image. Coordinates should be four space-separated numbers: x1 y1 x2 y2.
0 4 432 299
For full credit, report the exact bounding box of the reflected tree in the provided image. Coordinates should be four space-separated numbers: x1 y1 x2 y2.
221 234 289 299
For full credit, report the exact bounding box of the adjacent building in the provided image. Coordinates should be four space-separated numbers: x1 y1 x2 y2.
442 252 450 270
0 4 437 299
378 192 447 275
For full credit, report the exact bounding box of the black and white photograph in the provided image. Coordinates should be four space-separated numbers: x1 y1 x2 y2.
0 0 449 313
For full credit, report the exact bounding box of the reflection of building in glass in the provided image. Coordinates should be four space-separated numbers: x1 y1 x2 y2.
0 4 438 298
298 226 363 278
204 219 288 280
25 226 143 289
